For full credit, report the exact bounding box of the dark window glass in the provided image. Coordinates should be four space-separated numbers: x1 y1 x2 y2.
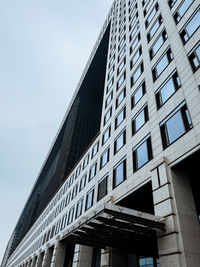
69 174 74 187
83 154 89 169
75 198 83 218
113 158 126 188
133 135 153 172
149 29 167 59
89 162 97 181
180 8 200 44
130 33 140 54
104 107 112 125
102 125 111 145
168 0 177 9
116 87 126 108
75 165 81 178
114 129 126 154
131 62 144 86
131 80 146 108
105 91 113 108
117 57 126 75
152 48 173 82
130 46 142 69
117 71 126 90
147 15 163 42
60 213 68 230
67 206 75 225
115 106 126 129
188 41 200 72
72 183 78 199
97 175 108 201
145 3 159 28
55 219 61 235
132 105 149 135
173 0 194 24
100 148 110 169
79 174 87 191
65 191 71 207
144 0 155 16
92 142 99 158
85 188 95 210
155 70 181 109
160 101 192 149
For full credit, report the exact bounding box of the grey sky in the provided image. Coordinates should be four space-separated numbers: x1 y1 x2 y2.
0 0 112 262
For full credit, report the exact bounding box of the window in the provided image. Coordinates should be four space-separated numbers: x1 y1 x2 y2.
129 12 138 31
180 8 200 44
75 165 81 178
117 71 126 90
55 219 61 235
117 57 126 75
85 188 95 211
119 27 126 41
118 35 126 51
129 4 137 21
130 46 142 69
89 162 97 181
116 87 126 108
144 0 154 16
188 41 200 72
60 213 68 230
72 183 78 199
102 125 111 145
145 3 159 28
75 198 84 218
160 101 192 149
131 62 144 86
118 44 126 62
155 70 181 109
65 191 71 206
104 107 112 125
109 55 115 69
133 134 153 172
114 129 126 154
105 91 113 108
69 175 74 187
79 174 87 191
168 0 177 9
83 154 89 169
132 105 149 135
149 29 167 59
129 22 140 42
97 175 108 201
147 15 163 42
50 225 56 239
113 158 126 188
131 80 146 108
67 206 75 225
173 0 194 24
107 77 114 93
92 142 99 158
115 106 126 129
100 148 110 169
108 65 115 80
152 48 173 82
130 33 140 54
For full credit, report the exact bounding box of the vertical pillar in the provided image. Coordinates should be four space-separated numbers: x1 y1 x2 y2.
31 255 37 267
101 248 111 267
35 251 45 267
42 246 54 267
50 239 66 267
72 245 93 267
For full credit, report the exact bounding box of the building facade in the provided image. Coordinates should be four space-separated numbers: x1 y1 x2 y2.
2 0 200 266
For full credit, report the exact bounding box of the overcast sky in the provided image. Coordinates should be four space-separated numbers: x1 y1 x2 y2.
0 0 112 262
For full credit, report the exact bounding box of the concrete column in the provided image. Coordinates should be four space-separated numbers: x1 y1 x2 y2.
42 246 54 267
50 239 66 267
101 248 111 267
72 245 93 267
151 159 200 267
35 251 45 267
31 256 37 267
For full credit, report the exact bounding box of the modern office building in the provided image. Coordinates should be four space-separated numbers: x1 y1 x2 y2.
2 0 200 266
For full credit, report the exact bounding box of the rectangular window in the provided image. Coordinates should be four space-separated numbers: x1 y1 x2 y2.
188 41 200 72
129 12 138 31
69 174 74 187
83 154 89 169
85 188 95 211
118 35 126 51
130 46 142 69
72 183 78 199
65 191 71 206
75 165 81 178
117 71 126 90
152 48 173 82
131 61 144 86
147 15 163 42
115 106 126 129
55 219 61 235
145 2 159 28
131 80 146 108
149 29 167 59
168 0 177 9
102 125 111 145
119 26 126 41
91 142 99 158
104 107 112 125
180 8 200 44
116 87 126 108
97 175 108 201
160 101 192 149
107 65 115 80
67 206 75 225
130 33 140 54
129 22 140 42
100 147 110 169
109 55 115 69
118 44 126 62
132 105 149 135
114 129 126 154
155 70 181 109
173 0 194 24
144 0 154 16
105 91 113 108
113 158 126 188
60 213 68 230
107 77 114 93
75 198 84 219
133 134 153 172
79 174 87 191
117 57 126 75
89 162 97 181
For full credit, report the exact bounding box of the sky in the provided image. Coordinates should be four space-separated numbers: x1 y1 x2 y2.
0 0 112 263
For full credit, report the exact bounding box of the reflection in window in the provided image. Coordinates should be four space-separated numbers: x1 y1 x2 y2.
130 46 142 69
102 126 111 145
75 198 83 218
130 33 140 54
188 41 200 72
160 101 192 149
97 175 108 201
117 71 126 90
116 87 126 108
100 148 110 169
147 15 163 42
131 80 146 108
115 106 126 129
105 91 113 108
79 174 87 191
144 0 155 16
113 158 126 188
104 107 112 125
85 188 95 210
145 3 159 28
114 129 126 154
89 162 97 181
92 142 99 158
117 57 126 75
131 62 144 86
67 206 75 225
149 29 167 59
132 105 149 135
173 0 194 24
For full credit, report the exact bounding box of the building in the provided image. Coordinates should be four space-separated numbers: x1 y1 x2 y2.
2 0 200 266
